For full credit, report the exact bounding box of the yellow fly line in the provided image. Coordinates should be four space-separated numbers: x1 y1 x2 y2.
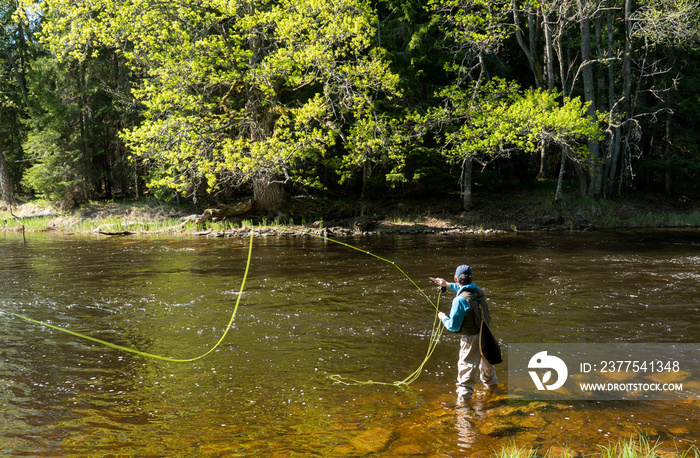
13 229 445 387
13 231 254 363
305 232 446 388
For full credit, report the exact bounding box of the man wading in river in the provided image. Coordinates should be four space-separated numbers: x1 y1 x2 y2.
433 265 498 405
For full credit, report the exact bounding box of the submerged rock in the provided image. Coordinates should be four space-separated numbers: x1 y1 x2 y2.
333 428 397 455
388 443 426 455
480 420 525 437
548 445 583 458
542 214 565 226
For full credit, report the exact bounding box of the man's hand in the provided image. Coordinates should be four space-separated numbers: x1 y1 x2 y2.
438 311 447 321
431 277 450 288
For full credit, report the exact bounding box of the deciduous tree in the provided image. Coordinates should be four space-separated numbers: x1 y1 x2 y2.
510 0 700 198
29 0 400 212
424 0 600 210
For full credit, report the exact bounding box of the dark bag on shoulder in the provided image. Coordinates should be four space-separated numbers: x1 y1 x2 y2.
479 321 503 365
478 302 503 365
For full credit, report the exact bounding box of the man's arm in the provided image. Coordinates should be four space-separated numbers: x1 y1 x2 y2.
438 297 468 332
431 277 459 292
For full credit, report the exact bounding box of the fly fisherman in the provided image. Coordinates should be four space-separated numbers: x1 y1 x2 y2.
433 265 498 405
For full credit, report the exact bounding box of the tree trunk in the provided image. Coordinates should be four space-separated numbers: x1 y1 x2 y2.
361 161 372 199
253 177 284 214
664 117 673 195
578 0 601 197
542 8 555 92
605 4 621 196
512 1 543 89
555 147 567 202
0 150 14 208
555 24 573 99
538 8 556 180
538 143 547 178
461 156 473 211
594 11 608 196
618 0 633 191
573 160 589 196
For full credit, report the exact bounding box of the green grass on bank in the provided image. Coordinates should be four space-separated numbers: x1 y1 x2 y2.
493 433 699 458
1 187 699 235
564 194 700 229
0 198 306 234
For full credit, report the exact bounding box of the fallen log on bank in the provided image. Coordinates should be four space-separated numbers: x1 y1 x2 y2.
97 229 134 236
180 199 254 225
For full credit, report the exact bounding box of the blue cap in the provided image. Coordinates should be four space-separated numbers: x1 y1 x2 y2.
455 265 472 278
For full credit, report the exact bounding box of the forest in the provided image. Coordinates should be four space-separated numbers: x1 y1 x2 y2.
1 0 699 214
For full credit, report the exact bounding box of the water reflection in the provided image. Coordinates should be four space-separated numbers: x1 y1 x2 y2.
1 230 698 456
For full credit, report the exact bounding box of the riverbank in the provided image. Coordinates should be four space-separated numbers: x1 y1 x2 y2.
2 187 699 236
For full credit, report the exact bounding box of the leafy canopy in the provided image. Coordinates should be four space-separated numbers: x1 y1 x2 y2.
26 0 401 200
426 78 601 163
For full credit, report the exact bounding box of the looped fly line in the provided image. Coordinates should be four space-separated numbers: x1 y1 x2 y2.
305 232 445 387
14 229 444 387
13 231 254 362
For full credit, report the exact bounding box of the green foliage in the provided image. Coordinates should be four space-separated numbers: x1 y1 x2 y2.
9 0 700 208
426 78 600 164
597 433 661 458
412 166 455 191
0 0 34 203
492 434 698 458
334 109 408 185
20 52 129 206
28 0 402 205
632 0 700 47
21 56 83 206
22 129 85 207
428 0 513 64
491 441 538 458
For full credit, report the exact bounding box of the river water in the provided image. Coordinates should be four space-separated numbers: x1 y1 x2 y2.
1 230 698 456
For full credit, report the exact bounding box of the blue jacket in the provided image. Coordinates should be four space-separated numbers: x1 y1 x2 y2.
440 282 486 333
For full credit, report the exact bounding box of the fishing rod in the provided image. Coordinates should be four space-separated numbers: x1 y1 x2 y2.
304 231 442 311
302 231 448 387
308 232 450 294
